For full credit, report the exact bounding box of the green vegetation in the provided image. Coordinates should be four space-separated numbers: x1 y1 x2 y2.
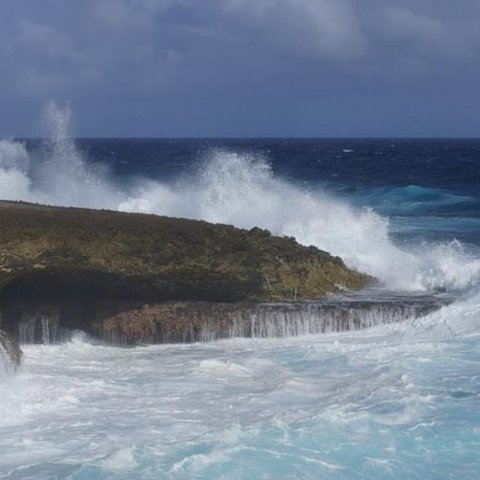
0 200 371 304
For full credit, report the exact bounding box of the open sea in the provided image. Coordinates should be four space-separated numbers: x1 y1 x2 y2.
0 107 480 479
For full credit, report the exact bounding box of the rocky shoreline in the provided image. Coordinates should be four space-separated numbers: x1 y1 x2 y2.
0 200 373 347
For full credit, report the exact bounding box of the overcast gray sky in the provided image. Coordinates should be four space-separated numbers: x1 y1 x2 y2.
1 0 480 137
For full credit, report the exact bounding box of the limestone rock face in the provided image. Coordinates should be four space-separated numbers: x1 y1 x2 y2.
0 329 22 369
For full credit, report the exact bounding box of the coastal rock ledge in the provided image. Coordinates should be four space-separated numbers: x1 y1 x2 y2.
0 200 371 344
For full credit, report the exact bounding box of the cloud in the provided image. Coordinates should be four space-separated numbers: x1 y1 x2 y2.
1 29 71 93
381 6 480 58
383 7 446 43
1 0 480 136
91 0 173 30
219 0 367 60
2 0 479 95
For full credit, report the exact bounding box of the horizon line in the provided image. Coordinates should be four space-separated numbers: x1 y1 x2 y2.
8 135 480 141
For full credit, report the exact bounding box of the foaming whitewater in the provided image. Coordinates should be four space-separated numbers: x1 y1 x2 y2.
0 297 479 479
1 104 479 291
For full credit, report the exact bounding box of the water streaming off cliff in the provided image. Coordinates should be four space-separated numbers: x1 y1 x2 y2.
19 315 59 344
193 294 448 342
12 292 451 345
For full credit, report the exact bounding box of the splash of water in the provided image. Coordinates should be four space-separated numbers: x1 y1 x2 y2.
0 102 480 292
0 101 121 208
0 138 31 200
119 151 480 291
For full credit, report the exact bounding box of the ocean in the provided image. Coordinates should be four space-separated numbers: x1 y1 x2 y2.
0 106 479 479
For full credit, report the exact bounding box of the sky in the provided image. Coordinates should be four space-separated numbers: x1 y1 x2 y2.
1 0 480 137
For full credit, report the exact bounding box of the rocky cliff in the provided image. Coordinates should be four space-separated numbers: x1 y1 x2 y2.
0 200 371 343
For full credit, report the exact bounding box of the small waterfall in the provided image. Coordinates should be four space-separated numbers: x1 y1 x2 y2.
18 309 60 344
40 315 56 344
194 298 444 342
18 318 35 344
100 292 453 344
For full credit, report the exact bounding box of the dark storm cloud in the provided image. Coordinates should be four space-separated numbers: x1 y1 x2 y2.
1 0 480 136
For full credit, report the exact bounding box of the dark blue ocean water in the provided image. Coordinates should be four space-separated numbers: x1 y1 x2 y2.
70 138 480 244
1 132 480 479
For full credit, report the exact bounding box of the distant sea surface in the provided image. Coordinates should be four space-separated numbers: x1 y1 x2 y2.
1 129 480 478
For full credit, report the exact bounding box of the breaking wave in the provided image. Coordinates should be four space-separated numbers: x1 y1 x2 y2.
1 101 479 292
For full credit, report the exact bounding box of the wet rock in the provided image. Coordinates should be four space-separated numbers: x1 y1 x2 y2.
0 329 22 369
